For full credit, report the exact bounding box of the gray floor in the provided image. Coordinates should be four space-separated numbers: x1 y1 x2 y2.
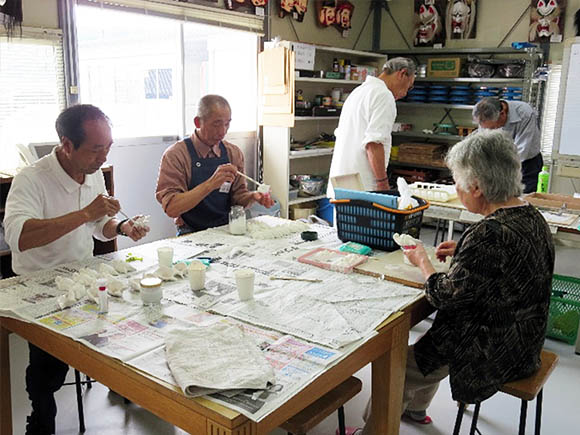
7 225 580 434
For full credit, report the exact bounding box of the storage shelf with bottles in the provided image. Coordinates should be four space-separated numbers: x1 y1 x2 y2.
262 41 385 219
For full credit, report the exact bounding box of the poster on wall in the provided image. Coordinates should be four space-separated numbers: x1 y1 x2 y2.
529 0 566 43
445 0 476 40
413 0 445 47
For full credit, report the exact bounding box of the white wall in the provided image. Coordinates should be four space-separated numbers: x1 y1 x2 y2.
107 137 177 249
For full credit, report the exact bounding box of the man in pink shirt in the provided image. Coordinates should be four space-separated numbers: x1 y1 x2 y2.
156 94 273 234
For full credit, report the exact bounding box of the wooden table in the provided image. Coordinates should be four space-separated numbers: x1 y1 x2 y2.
0 294 432 435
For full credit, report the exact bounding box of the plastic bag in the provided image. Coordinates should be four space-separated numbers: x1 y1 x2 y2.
397 177 419 210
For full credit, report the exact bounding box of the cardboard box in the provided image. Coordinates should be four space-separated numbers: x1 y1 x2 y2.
428 57 461 78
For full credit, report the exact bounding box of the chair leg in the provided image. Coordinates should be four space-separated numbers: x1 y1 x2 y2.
518 399 528 435
453 402 466 435
85 374 92 389
434 219 442 246
535 389 543 435
74 369 86 433
469 403 481 435
337 405 346 435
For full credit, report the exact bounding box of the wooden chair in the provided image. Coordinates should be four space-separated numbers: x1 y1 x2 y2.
453 349 559 435
281 376 362 435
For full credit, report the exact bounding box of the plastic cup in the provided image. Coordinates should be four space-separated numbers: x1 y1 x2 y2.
157 247 174 268
235 269 255 301
188 260 206 291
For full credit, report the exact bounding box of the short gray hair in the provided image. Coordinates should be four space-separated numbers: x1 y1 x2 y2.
197 94 231 119
445 129 523 202
473 97 502 124
383 57 416 76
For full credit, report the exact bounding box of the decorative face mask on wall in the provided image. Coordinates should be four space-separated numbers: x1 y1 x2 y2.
279 0 308 22
414 0 445 47
446 0 476 39
317 0 337 27
335 1 354 30
251 0 268 6
529 0 566 42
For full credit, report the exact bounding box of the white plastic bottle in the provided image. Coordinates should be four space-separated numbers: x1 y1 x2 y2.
97 280 108 314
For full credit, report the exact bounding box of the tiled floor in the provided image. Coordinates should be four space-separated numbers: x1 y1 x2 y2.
7 226 580 434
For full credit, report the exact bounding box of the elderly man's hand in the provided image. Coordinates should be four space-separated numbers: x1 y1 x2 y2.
252 192 275 208
208 164 237 190
84 194 121 221
121 216 150 241
435 240 457 263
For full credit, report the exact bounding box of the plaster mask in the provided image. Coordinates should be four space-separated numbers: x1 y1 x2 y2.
319 6 336 26
419 3 438 24
537 0 557 16
452 1 470 34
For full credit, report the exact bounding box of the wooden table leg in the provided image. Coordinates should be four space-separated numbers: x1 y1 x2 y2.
0 321 13 435
371 313 410 435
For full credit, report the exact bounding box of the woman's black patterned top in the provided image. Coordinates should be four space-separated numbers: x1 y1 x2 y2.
414 204 555 404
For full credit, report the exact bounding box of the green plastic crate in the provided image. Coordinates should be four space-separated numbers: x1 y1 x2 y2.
546 274 580 345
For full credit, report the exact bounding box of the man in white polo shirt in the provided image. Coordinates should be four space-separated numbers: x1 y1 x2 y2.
328 57 416 195
4 104 149 434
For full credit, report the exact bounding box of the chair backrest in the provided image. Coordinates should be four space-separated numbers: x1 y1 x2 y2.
499 349 559 401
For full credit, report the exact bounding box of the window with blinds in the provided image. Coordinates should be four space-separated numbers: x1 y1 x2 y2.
0 36 66 170
540 64 562 164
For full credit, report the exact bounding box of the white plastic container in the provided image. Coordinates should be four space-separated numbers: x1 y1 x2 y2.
140 277 163 305
188 260 206 291
157 247 174 268
234 269 255 301
409 182 457 202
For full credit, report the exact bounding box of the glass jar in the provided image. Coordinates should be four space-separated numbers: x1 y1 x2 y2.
140 276 163 305
229 205 246 235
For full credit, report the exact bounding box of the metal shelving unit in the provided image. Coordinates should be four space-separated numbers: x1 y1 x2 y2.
383 46 544 183
289 195 327 206
398 102 475 110
415 77 525 84
294 116 340 121
392 132 462 142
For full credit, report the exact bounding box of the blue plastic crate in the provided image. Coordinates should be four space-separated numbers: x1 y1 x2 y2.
331 190 429 251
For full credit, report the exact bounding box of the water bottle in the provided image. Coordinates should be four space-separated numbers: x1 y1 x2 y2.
536 166 550 193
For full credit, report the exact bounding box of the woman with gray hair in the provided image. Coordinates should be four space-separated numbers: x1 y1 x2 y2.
401 129 554 425
354 130 554 434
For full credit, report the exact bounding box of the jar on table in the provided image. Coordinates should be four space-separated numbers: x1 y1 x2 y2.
140 276 163 305
229 205 246 235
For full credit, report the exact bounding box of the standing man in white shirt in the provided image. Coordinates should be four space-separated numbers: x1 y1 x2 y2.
328 57 416 194
4 104 149 434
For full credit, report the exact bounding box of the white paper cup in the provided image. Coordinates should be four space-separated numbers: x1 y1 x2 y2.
157 247 174 268
188 260 206 291
235 269 255 301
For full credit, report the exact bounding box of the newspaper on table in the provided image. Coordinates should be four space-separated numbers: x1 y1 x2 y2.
165 322 275 397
